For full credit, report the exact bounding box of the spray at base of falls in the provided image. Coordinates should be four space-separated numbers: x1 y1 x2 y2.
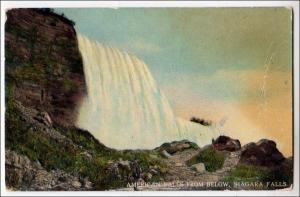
76 35 218 149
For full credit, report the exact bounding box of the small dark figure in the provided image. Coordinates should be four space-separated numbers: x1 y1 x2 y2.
130 160 141 191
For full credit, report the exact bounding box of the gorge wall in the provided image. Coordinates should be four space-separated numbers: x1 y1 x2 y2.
5 8 86 126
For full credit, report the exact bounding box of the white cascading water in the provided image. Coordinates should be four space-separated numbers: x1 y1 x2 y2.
76 34 217 149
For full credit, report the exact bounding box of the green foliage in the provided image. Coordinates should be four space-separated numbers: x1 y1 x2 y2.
223 164 267 182
6 103 77 171
223 164 293 189
186 146 225 172
5 97 166 190
260 165 293 187
189 142 200 150
55 125 166 170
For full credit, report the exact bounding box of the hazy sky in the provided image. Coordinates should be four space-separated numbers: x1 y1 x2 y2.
56 8 292 155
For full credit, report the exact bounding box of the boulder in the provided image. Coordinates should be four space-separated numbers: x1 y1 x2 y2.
201 144 213 151
161 150 172 158
5 150 32 169
83 178 93 189
191 163 206 173
149 168 158 175
239 139 285 167
117 159 131 171
105 162 121 180
71 180 81 189
80 151 93 162
212 135 241 152
34 111 52 126
157 140 199 155
105 159 142 182
143 172 152 181
5 150 93 191
175 162 183 167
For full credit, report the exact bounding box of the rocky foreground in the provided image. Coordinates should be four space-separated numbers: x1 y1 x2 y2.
117 136 293 191
5 101 293 191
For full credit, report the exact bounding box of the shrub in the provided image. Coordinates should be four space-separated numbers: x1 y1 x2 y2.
223 164 266 182
223 163 293 189
186 146 225 172
260 165 293 188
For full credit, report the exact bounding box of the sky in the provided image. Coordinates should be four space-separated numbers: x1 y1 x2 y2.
56 8 293 156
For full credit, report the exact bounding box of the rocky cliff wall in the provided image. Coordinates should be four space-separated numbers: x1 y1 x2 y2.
5 8 86 126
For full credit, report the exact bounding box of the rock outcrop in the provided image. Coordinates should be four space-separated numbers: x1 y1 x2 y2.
239 139 285 167
191 163 206 173
5 8 86 126
212 135 241 152
104 160 142 183
155 140 199 155
5 150 93 191
5 100 166 191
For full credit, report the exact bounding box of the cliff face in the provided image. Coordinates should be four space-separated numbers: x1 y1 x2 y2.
5 8 86 126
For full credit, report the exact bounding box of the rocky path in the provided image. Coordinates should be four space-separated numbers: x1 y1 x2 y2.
164 149 202 182
119 148 241 191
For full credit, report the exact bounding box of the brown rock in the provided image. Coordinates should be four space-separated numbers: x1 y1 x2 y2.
143 172 152 181
156 140 199 155
6 150 93 191
80 151 93 162
34 111 52 126
191 163 206 173
5 8 86 126
212 135 241 152
71 180 82 189
239 139 285 167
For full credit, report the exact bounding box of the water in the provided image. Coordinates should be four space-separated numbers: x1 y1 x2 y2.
76 35 217 149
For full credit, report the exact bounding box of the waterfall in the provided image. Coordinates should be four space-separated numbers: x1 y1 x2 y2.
76 35 217 149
